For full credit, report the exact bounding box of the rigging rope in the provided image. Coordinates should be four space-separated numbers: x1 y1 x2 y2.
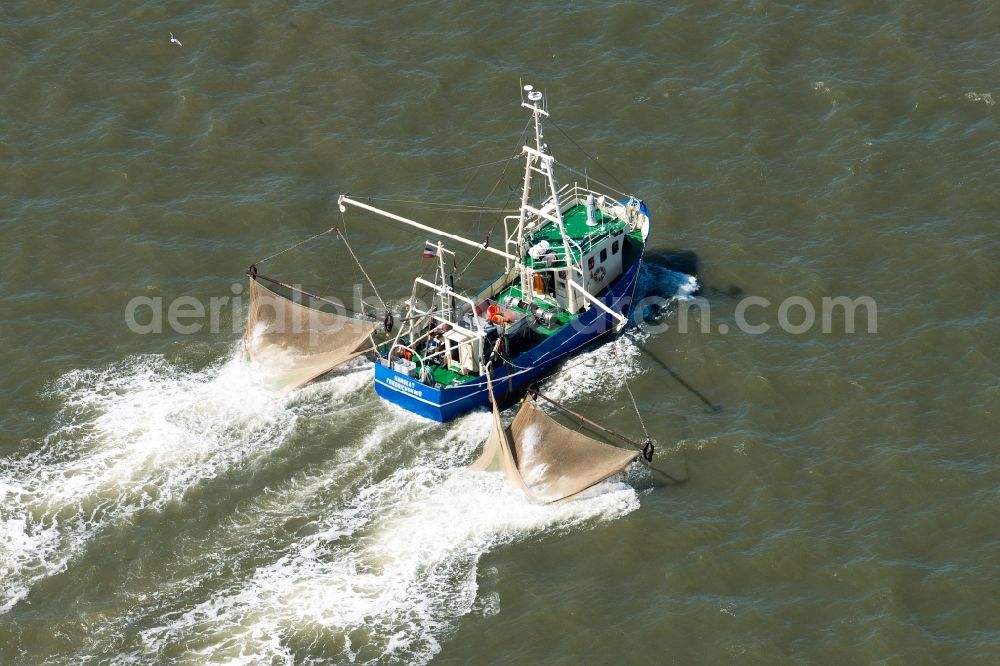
624 380 651 443
438 157 518 177
548 116 630 193
611 347 653 446
459 116 534 273
338 214 388 312
609 344 652 445
408 117 531 308
254 227 338 265
555 160 631 199
250 220 389 315
458 112 529 198
247 271 368 318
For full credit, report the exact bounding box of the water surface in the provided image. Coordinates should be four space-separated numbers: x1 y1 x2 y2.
1 1 997 663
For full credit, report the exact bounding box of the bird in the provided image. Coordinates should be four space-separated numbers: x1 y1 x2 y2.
169 32 182 47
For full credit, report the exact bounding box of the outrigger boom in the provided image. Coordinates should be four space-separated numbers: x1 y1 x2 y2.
337 195 518 262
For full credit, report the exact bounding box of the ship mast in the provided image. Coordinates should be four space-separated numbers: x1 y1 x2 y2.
516 85 578 311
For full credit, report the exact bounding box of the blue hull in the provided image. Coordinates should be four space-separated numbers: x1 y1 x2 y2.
373 255 644 421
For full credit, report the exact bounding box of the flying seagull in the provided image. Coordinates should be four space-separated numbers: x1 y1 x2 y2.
169 32 182 47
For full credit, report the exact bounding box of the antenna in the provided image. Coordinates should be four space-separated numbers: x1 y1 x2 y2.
523 83 543 104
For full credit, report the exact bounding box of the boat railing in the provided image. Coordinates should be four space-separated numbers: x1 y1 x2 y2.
470 266 519 304
387 340 450 366
412 277 486 337
503 215 520 266
562 184 629 218
503 181 622 277
384 275 486 372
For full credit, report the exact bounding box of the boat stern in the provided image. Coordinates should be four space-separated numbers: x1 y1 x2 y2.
373 361 488 422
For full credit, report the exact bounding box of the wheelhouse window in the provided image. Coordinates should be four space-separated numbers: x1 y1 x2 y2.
600 248 608 262
588 256 595 270
612 239 620 255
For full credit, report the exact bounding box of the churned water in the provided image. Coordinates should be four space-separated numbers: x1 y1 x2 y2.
1 1 997 663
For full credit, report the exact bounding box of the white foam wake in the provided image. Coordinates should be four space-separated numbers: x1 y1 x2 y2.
131 408 638 665
672 272 700 301
640 263 700 302
0 352 370 615
11 262 691 656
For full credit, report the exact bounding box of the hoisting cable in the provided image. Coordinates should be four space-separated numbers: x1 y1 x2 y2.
623 380 654 461
336 215 388 314
253 226 339 265
548 116 629 193
611 345 655 463
457 113 530 197
437 157 519 178
247 223 388 322
244 270 365 316
554 160 631 199
526 385 684 484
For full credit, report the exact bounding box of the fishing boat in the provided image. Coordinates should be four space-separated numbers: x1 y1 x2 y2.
242 85 651 418
334 85 651 421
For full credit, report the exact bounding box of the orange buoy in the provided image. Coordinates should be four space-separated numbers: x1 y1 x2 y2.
486 304 501 317
402 349 413 361
490 313 505 325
